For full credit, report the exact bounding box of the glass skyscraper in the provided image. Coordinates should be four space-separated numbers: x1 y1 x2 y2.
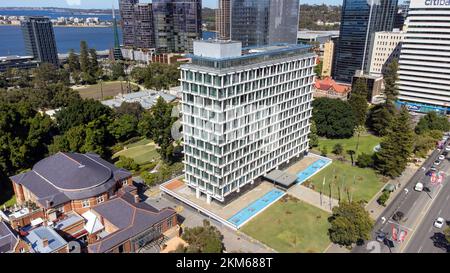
21 17 59 66
119 0 139 47
230 0 299 47
333 0 398 83
153 0 202 53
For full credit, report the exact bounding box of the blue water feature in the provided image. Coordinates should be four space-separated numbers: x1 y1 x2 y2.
228 189 284 228
297 158 331 184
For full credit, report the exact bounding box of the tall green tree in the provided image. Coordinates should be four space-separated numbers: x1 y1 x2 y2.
375 107 414 178
367 104 395 136
309 120 319 148
349 78 368 127
79 41 90 74
67 49 80 72
89 48 101 78
368 59 400 136
328 201 374 247
383 60 399 105
111 62 126 80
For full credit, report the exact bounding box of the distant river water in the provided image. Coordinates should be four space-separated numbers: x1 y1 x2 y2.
0 9 216 56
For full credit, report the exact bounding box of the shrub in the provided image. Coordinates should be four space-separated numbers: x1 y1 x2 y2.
321 146 328 157
377 191 390 207
357 153 374 168
332 143 344 155
116 156 139 171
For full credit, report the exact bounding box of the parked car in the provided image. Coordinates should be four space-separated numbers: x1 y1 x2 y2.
439 155 446 161
434 160 442 166
443 151 448 157
434 217 445 229
393 211 405 222
414 182 424 192
376 231 387 243
445 145 450 152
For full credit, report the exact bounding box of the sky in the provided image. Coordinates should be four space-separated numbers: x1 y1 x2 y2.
0 0 344 9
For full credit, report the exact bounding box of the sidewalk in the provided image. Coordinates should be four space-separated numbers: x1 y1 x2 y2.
288 184 339 213
365 163 419 220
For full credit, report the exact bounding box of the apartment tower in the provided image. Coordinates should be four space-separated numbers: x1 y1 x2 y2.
21 17 59 66
180 40 316 203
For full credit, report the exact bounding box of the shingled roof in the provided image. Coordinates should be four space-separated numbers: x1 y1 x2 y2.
10 152 132 208
0 221 18 253
88 191 176 253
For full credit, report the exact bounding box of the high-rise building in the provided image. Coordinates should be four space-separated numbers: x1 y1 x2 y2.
216 0 231 40
230 0 299 47
321 40 335 77
397 0 450 114
180 40 315 203
119 0 139 47
153 0 202 53
21 17 59 66
333 0 398 83
367 30 404 76
134 3 155 49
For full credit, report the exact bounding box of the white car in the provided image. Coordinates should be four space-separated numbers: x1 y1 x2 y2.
446 146 450 152
414 183 424 192
439 155 446 161
434 160 442 166
434 217 445 229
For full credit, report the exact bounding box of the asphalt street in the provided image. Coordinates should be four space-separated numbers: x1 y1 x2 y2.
405 170 450 253
353 145 449 253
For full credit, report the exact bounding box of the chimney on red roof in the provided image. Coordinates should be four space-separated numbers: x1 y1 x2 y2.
134 194 140 203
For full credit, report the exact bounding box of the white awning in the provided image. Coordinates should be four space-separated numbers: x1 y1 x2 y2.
31 218 44 227
82 211 104 234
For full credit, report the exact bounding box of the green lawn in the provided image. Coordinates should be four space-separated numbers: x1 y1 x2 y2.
241 195 331 253
315 134 381 160
76 81 140 100
308 160 384 203
113 139 160 165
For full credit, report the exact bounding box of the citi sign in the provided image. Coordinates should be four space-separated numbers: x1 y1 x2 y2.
425 0 450 6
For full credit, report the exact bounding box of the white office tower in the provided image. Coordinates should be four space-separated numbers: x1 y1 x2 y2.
368 30 404 76
397 0 450 114
180 40 316 203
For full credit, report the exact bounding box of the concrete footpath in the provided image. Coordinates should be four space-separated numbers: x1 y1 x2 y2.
288 184 339 213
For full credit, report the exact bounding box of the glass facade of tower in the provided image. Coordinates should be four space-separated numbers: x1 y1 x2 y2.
333 0 398 83
119 0 139 47
153 0 202 53
21 17 59 66
181 41 315 202
230 0 299 48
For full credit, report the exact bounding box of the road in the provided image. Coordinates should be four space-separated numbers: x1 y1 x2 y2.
353 144 450 253
405 171 450 253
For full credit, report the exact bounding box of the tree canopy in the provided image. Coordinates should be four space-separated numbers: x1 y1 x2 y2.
374 107 414 178
131 63 179 91
328 201 374 247
174 220 225 253
312 97 357 139
55 99 113 133
415 112 450 135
